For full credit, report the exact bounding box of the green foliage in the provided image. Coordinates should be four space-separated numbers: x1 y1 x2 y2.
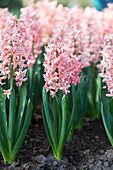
0 84 32 163
86 63 101 119
67 75 88 138
42 87 68 160
42 79 88 160
9 9 20 19
28 46 45 114
0 0 22 9
74 75 88 130
101 89 113 146
48 0 92 7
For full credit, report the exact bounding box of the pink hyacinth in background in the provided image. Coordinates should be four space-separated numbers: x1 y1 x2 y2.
43 40 82 98
0 8 11 35
36 0 58 44
20 1 42 69
77 7 102 67
101 4 113 36
99 35 113 97
49 4 102 69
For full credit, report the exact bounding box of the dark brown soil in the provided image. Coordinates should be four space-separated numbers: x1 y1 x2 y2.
0 113 112 170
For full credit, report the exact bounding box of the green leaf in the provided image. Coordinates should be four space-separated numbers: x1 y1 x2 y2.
9 99 32 163
67 85 78 137
42 87 57 152
0 126 9 163
55 94 62 140
109 98 113 115
53 98 57 135
56 95 68 161
33 55 44 101
49 95 53 113
42 104 56 154
29 53 44 114
0 86 8 149
87 64 101 119
15 84 27 142
8 88 16 154
101 89 113 146
76 75 88 129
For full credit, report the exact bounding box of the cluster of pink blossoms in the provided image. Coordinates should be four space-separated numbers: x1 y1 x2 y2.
99 35 113 97
0 2 42 98
1 1 113 99
18 0 112 70
42 1 111 97
20 1 42 69
43 40 82 97
37 1 113 69
77 7 102 67
0 14 31 98
36 0 59 44
0 8 11 35
60 8 103 67
97 4 113 97
100 4 113 36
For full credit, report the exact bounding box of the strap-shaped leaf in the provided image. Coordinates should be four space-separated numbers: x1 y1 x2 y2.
67 85 78 137
57 95 68 161
15 84 27 142
28 67 33 99
76 76 88 129
8 88 16 154
32 56 44 113
53 98 57 135
0 125 9 163
49 95 53 113
0 86 8 149
42 87 57 151
101 90 113 146
55 94 62 140
95 75 101 116
42 104 56 154
9 99 32 163
87 64 101 119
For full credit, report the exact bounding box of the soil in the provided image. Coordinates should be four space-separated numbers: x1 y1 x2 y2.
0 108 113 170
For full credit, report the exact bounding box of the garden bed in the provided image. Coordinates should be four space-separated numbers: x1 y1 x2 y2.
0 109 112 170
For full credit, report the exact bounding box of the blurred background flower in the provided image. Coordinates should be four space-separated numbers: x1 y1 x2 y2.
0 0 113 11
56 0 92 8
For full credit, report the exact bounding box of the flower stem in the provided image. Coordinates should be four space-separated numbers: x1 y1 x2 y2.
10 55 13 89
8 54 14 154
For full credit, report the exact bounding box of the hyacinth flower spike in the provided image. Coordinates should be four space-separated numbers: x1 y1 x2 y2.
42 41 83 161
0 15 32 163
99 35 113 147
20 2 44 114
